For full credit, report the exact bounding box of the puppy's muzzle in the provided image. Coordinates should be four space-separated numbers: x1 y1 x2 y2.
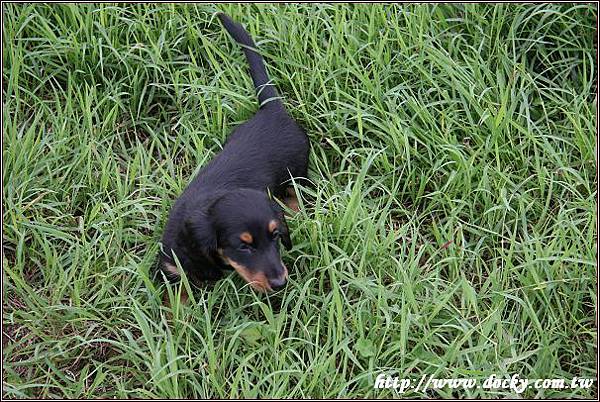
223 256 288 292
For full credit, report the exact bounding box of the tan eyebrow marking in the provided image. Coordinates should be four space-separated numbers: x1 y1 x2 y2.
268 220 278 233
240 232 253 243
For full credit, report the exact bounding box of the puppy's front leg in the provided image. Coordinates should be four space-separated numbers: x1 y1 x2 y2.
283 187 300 213
161 260 222 286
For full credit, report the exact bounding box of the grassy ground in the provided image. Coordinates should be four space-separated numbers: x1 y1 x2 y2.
2 3 597 399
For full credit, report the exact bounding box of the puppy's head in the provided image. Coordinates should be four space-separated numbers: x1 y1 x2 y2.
187 189 291 292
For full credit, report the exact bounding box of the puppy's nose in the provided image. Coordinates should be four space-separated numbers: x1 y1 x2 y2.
269 277 287 290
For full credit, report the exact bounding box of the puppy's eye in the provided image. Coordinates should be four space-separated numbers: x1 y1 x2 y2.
238 243 253 253
271 230 280 240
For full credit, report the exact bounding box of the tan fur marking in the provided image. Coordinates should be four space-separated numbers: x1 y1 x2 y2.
217 248 227 264
284 198 300 212
285 197 300 213
179 287 189 304
268 220 278 233
284 188 300 213
162 286 189 310
223 257 271 292
164 263 180 277
240 232 253 244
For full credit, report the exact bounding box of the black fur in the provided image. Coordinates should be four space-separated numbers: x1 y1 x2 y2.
158 13 309 291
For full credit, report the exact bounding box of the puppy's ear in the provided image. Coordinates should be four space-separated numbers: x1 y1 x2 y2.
185 211 217 255
271 202 292 250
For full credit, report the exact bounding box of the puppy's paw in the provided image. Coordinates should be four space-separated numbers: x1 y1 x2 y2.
283 187 300 214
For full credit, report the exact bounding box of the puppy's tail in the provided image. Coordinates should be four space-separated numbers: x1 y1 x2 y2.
217 12 281 108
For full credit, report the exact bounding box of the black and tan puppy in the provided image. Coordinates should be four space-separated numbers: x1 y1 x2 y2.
159 13 309 292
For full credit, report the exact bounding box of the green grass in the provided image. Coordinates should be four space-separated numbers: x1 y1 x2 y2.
2 3 597 398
